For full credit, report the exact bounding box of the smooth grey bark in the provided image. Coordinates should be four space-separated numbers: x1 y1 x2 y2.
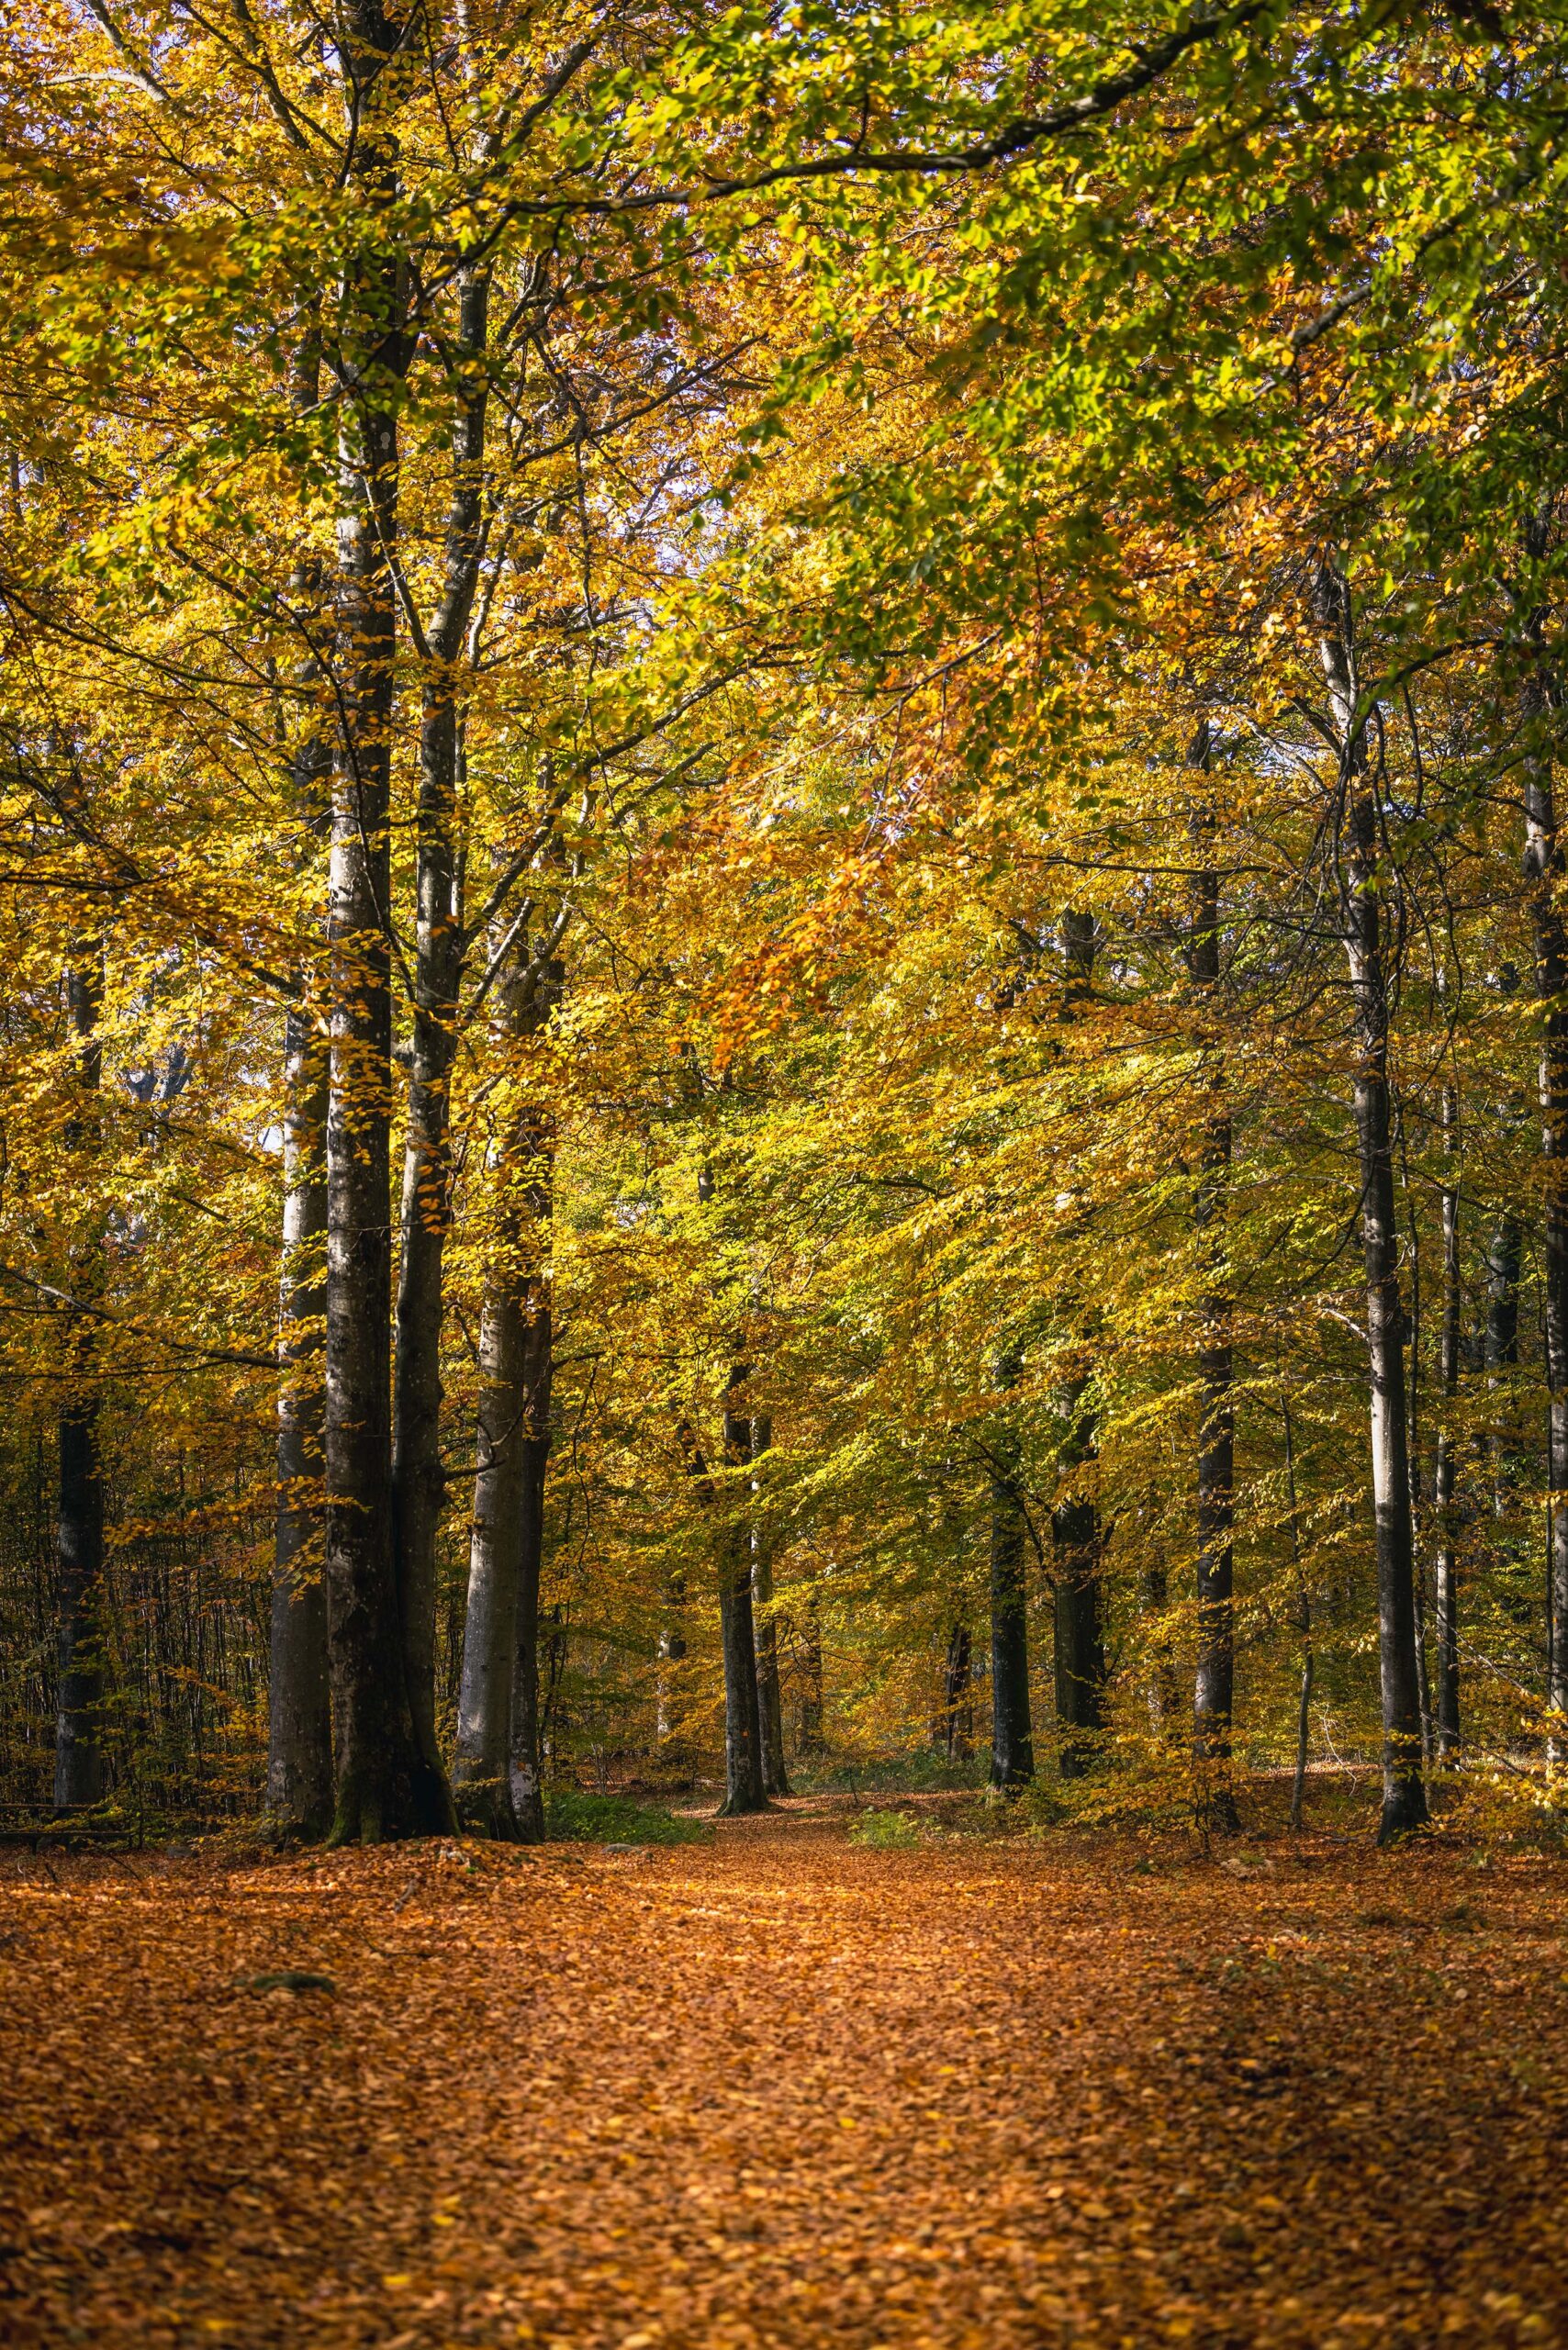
1434 1082 1462 1758
1314 554 1428 1841
988 1347 1034 1791
322 0 453 1841
717 1373 766 1815
453 938 558 1842
391 262 491 1777
1189 718 1238 1830
749 1412 790 1797
266 330 333 1841
54 954 104 1812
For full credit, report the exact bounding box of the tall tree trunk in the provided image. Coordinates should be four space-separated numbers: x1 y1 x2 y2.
1189 719 1238 1830
717 1372 766 1816
510 1293 552 1844
749 1412 790 1797
391 262 491 1777
1519 514 1568 1764
269 993 332 1836
453 935 558 1841
988 1348 1034 1790
1405 1175 1434 1763
1314 553 1428 1841
54 952 104 1812
1053 909 1107 1782
1052 1371 1105 1782
322 0 453 1841
267 329 332 1841
1434 1082 1462 1758
1282 1386 1314 1830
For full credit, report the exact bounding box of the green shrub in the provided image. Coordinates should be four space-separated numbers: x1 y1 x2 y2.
847 1807 923 1850
543 1787 712 1846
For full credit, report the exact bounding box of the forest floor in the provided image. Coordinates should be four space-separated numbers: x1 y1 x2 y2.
4 1797 1568 2349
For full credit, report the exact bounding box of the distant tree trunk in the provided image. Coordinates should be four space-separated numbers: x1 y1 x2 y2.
54 952 104 1812
749 1412 790 1797
1314 553 1428 1841
1405 1189 1434 1764
454 1271 525 1839
391 262 491 1781
717 1373 766 1816
510 1297 552 1844
1143 1560 1180 1736
1189 719 1238 1831
1484 1217 1522 1374
322 0 453 1841
1434 1082 1462 1758
1052 1372 1105 1782
453 935 558 1842
798 1587 824 1752
943 1622 973 1762
988 1348 1035 1790
1282 1387 1313 1831
267 328 332 1841
656 1572 688 1751
1052 910 1107 1783
1518 514 1568 1765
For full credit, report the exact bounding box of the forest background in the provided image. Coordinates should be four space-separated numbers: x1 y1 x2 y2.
1 0 1565 1851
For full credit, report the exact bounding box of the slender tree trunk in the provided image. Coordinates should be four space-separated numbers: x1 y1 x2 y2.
988 1348 1035 1790
1406 1188 1434 1764
1051 909 1107 1783
943 1621 973 1762
1519 527 1568 1764
391 263 491 1776
1434 1082 1462 1758
749 1412 790 1797
268 994 332 1835
798 1586 824 1752
1143 1560 1181 1737
716 1372 766 1815
267 330 333 1841
1283 1388 1313 1831
1189 720 1238 1830
322 0 453 1841
510 1295 552 1844
656 1573 688 1751
453 935 558 1841
54 953 104 1812
1314 554 1428 1841
1052 1372 1105 1782
453 1278 524 1839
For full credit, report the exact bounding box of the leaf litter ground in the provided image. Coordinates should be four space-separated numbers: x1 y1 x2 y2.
4 1802 1567 2347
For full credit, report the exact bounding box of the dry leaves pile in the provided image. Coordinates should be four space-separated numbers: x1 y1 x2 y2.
3 1806 1567 2348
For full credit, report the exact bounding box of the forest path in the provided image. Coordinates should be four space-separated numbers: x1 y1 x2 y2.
4 1811 1568 2347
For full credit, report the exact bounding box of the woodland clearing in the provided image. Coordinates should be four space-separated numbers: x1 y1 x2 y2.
3 1802 1566 2350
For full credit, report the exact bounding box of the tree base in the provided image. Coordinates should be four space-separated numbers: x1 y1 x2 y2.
1377 1775 1430 1845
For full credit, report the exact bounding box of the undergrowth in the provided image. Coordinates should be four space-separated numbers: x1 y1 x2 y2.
543 1787 713 1846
